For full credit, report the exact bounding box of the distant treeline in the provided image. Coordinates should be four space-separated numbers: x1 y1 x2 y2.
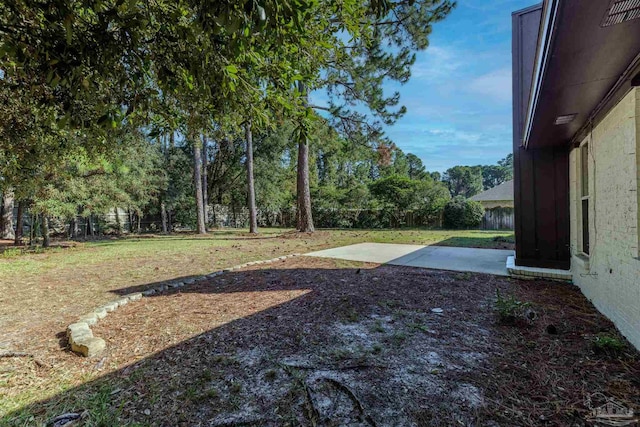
0 118 512 239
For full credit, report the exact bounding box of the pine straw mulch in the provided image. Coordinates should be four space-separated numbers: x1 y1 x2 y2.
3 257 639 427
0 233 319 361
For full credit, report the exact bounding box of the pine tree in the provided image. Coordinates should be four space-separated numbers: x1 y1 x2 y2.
245 121 258 234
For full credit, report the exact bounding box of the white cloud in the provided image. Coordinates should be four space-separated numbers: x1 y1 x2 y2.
410 46 464 82
386 115 513 172
467 68 512 102
424 128 482 144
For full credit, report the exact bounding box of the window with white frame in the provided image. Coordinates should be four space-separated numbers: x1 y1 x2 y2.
580 143 590 255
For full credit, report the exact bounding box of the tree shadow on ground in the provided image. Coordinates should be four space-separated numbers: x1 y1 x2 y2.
432 233 514 250
3 260 639 427
84 233 287 246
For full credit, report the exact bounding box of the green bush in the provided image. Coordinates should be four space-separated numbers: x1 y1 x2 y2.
443 196 484 229
494 288 531 324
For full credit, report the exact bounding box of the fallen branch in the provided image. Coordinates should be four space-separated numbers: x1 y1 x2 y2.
280 363 321 425
336 363 387 371
282 362 387 371
210 418 273 427
322 377 378 427
303 382 320 427
0 351 33 358
0 351 50 369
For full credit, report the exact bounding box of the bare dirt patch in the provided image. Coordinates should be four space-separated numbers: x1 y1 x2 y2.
4 256 638 426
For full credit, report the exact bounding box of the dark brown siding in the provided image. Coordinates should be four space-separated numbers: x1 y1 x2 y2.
512 5 571 270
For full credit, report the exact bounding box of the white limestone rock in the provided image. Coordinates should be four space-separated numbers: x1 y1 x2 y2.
71 336 105 357
78 313 99 326
67 322 91 339
126 293 143 301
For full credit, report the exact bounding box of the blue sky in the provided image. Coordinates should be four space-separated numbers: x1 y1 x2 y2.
380 0 534 172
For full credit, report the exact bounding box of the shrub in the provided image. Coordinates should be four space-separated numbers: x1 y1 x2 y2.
494 288 531 324
369 175 450 227
443 196 484 229
369 175 421 214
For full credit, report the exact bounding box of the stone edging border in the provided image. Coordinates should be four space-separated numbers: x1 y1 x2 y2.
66 253 302 357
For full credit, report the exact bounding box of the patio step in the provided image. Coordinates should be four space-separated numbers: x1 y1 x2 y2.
506 256 572 282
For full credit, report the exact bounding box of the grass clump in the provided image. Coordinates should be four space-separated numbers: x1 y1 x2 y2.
370 321 386 333
492 235 515 244
264 370 277 381
385 332 407 346
592 333 626 357
205 388 219 400
1 247 23 258
229 382 242 394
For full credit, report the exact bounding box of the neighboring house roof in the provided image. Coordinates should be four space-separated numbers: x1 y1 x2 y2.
469 180 513 202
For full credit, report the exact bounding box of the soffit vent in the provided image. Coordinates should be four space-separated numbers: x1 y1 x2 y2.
601 0 640 27
555 114 577 125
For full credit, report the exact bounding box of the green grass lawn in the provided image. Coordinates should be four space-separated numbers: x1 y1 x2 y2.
0 228 514 341
0 227 513 277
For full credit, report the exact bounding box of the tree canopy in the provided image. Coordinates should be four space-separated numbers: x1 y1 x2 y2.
0 1 526 242
442 154 513 198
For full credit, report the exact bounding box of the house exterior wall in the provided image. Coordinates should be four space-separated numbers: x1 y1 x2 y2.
513 5 571 270
569 87 640 349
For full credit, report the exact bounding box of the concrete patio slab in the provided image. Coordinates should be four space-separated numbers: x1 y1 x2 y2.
305 243 514 276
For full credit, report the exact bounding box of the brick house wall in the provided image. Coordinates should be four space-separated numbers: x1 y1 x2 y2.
569 87 640 349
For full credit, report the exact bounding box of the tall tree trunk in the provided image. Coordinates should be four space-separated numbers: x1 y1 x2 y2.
42 216 50 248
245 121 258 234
114 207 122 235
163 131 172 234
1 189 15 240
68 218 75 239
160 201 168 233
202 137 209 225
296 132 314 233
232 203 237 227
296 82 314 232
14 201 24 245
193 136 207 234
127 209 133 233
72 208 80 238
30 214 36 246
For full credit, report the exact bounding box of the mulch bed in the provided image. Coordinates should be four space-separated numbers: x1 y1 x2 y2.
4 257 640 426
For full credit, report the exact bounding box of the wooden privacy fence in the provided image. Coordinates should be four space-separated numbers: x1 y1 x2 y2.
481 207 514 230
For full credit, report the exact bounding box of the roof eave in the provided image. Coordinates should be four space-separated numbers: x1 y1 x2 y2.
522 0 560 148
512 3 543 17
